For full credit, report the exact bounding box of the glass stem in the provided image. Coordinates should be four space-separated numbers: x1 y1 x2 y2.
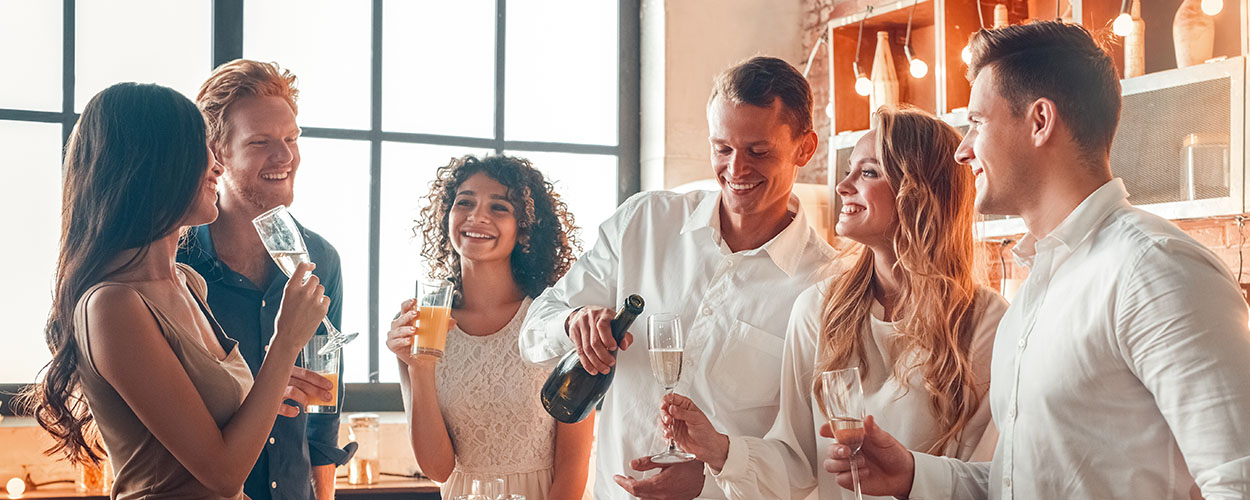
664 388 679 453
850 452 864 500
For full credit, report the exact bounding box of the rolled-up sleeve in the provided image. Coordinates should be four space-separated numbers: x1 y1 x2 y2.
520 194 642 364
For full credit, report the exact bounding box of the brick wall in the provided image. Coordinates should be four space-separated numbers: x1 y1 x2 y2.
977 216 1250 294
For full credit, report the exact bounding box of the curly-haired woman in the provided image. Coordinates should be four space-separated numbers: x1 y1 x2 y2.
385 155 592 500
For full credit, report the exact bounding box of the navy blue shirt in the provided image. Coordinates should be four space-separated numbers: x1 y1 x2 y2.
178 223 349 500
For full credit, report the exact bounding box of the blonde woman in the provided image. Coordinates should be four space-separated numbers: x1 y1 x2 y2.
662 107 1008 499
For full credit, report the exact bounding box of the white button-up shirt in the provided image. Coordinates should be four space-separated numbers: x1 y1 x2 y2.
520 189 835 500
711 284 1006 500
910 179 1250 500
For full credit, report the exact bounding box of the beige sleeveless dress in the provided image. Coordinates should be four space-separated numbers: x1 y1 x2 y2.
74 264 254 500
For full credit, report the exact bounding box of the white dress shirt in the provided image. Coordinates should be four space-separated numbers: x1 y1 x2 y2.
711 282 1006 500
520 189 836 500
910 179 1250 500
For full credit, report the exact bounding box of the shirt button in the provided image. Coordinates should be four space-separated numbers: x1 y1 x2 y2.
1007 408 1016 419
1017 338 1026 348
702 307 712 316
271 481 278 489
725 260 735 268
261 299 267 307
269 437 275 444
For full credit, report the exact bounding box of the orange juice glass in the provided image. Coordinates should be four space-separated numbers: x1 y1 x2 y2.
412 279 455 359
302 334 340 414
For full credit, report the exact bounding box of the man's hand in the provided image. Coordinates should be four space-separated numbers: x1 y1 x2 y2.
660 393 730 470
613 457 704 500
278 367 335 418
821 415 915 497
566 306 633 375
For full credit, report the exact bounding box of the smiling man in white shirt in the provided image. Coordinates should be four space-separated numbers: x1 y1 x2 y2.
823 21 1250 500
520 56 836 500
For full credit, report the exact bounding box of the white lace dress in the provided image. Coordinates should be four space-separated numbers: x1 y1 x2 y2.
435 297 559 500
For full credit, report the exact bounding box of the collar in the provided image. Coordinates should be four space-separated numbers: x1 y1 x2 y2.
679 190 814 277
1012 178 1128 268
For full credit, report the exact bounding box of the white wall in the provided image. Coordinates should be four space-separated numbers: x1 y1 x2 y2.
640 0 807 191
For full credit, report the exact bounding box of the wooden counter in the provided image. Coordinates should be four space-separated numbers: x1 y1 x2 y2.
5 476 439 500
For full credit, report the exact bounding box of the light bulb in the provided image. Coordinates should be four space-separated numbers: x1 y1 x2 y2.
1202 0 1223 15
909 58 929 78
6 477 25 498
961 45 972 64
1112 13 1134 36
855 76 872 96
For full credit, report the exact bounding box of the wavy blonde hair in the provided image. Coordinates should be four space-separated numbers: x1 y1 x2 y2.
812 107 980 455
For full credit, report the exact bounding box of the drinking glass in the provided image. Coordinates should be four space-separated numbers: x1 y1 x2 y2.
252 205 358 354
302 334 340 414
412 279 455 359
647 313 695 464
821 367 865 500
469 478 505 499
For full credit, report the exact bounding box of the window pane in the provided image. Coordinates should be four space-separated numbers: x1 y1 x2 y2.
245 0 371 130
75 0 210 112
377 143 491 383
0 2 61 110
0 121 63 382
506 151 618 251
287 137 371 382
505 1 618 145
382 0 495 138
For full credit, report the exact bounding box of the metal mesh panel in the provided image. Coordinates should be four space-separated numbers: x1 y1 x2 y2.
1113 77 1232 205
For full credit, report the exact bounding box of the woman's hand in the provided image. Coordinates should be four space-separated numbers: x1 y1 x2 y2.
385 298 455 367
271 262 330 355
661 393 731 470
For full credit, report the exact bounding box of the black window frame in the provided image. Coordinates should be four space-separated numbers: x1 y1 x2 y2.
0 0 641 413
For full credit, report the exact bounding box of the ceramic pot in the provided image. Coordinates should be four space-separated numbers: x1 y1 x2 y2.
1174 0 1215 68
1125 0 1146 78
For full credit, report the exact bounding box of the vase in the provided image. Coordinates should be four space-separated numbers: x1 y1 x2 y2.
1174 0 1214 68
870 31 899 111
1125 0 1145 78
994 3 1009 28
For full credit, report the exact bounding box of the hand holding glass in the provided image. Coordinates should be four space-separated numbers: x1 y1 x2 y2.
648 313 695 464
253 205 357 355
822 367 865 500
412 279 455 359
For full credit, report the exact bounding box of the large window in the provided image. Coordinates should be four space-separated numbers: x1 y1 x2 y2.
0 0 640 397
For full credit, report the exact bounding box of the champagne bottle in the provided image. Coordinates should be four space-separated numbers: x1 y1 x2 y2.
540 294 645 423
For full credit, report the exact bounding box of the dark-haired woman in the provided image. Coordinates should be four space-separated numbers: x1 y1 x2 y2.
27 82 328 499
385 155 593 500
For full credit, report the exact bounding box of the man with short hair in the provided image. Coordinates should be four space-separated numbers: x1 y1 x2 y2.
178 59 348 500
825 21 1250 499
520 56 836 499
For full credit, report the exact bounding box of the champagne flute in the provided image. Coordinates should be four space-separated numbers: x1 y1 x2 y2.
648 313 695 464
822 367 865 500
252 205 358 355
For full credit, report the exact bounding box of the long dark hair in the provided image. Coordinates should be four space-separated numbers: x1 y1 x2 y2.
21 82 209 465
417 155 580 303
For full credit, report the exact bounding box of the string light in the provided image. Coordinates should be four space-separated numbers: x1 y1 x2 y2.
903 0 928 78
5 477 25 498
962 0 986 65
852 6 874 97
1112 0 1134 36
